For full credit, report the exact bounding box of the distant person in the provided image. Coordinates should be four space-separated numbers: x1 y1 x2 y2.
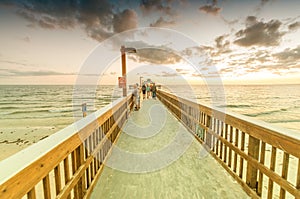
132 83 140 110
152 83 157 99
146 84 151 99
142 83 146 99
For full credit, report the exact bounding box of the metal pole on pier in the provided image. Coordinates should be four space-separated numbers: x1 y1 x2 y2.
82 103 87 117
120 46 137 97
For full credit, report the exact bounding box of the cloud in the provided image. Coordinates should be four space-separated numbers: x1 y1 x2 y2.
150 17 176 27
215 35 230 49
175 68 189 74
234 16 284 47
273 46 300 65
113 9 138 33
199 0 221 16
140 0 175 16
0 68 75 77
7 0 138 42
288 21 300 31
128 46 182 64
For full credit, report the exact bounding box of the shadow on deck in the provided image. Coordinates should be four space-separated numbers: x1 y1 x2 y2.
90 99 250 198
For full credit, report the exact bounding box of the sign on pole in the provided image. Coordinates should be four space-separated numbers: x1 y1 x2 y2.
118 77 126 88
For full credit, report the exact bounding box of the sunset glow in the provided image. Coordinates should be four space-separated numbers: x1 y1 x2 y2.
0 0 299 85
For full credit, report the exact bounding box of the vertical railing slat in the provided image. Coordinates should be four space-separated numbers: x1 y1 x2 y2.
267 146 277 199
279 152 289 199
63 156 71 199
42 174 51 199
54 165 61 196
233 128 239 173
27 187 36 199
246 135 260 189
257 141 266 196
220 121 224 160
228 126 233 168
71 150 79 198
215 119 219 156
224 123 228 163
239 132 245 178
76 145 84 198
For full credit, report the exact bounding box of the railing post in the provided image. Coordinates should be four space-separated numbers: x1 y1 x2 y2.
246 135 260 189
205 115 212 149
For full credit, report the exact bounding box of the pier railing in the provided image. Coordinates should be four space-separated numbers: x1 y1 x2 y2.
157 90 300 199
0 95 133 199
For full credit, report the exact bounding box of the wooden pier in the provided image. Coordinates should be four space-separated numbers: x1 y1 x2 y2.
0 90 299 198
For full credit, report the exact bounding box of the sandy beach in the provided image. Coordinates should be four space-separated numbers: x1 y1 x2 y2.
0 117 73 160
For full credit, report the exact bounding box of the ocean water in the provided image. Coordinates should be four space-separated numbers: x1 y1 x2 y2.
0 85 123 121
0 84 299 132
164 84 300 132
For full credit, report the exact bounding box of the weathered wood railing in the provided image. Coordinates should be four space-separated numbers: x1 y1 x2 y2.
0 95 133 199
157 90 300 199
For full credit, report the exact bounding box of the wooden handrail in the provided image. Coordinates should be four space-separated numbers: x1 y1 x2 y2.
157 90 300 199
0 94 133 199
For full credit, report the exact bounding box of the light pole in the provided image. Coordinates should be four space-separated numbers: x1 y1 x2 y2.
120 46 137 97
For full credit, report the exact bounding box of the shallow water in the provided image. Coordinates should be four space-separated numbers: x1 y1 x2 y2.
0 84 299 160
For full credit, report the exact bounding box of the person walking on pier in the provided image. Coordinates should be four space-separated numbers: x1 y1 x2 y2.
132 83 140 110
142 83 146 99
152 83 157 99
146 84 151 99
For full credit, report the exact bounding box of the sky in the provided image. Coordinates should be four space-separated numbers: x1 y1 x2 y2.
0 0 300 85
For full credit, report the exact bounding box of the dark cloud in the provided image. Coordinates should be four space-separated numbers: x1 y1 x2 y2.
113 9 138 33
246 16 258 27
38 19 56 29
215 35 230 49
234 17 283 47
288 22 300 31
150 17 175 27
199 0 221 16
129 47 182 64
261 0 270 5
140 0 175 16
6 0 138 42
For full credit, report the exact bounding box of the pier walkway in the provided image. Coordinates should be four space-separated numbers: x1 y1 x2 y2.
90 99 250 198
